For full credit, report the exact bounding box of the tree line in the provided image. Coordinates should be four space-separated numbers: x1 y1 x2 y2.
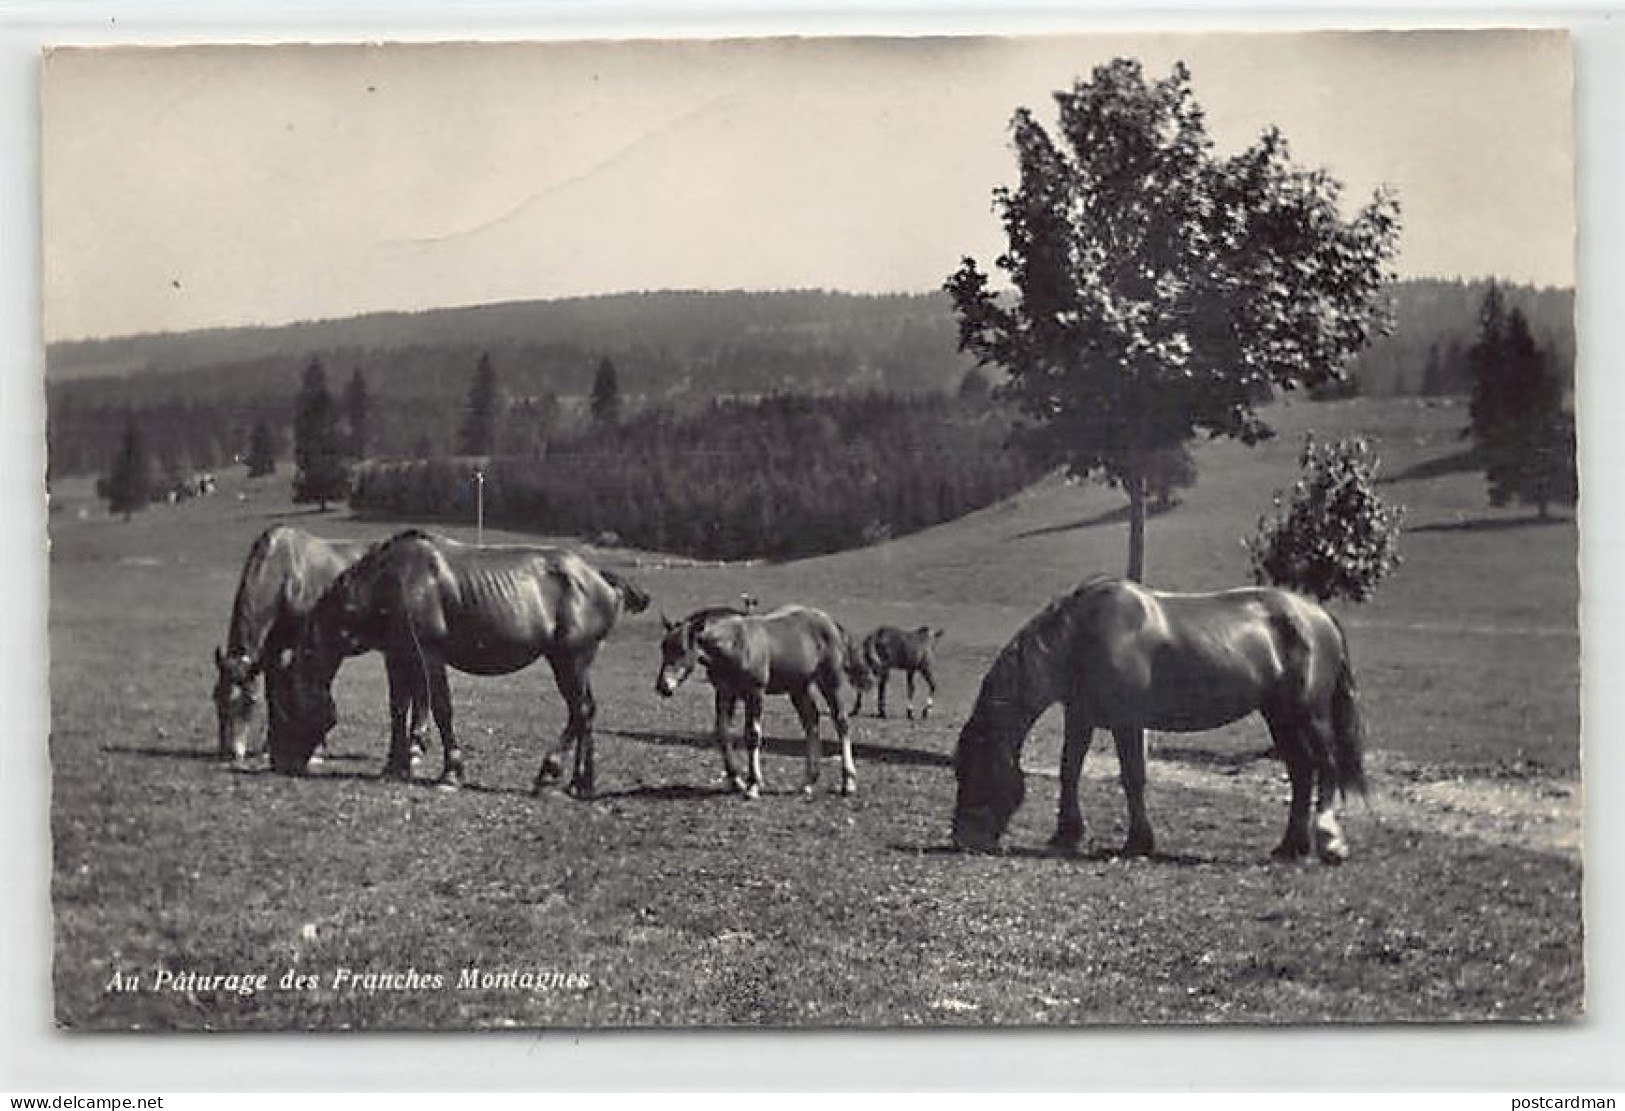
348 387 1046 561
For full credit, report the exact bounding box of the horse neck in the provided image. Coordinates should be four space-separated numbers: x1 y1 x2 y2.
968 634 1064 753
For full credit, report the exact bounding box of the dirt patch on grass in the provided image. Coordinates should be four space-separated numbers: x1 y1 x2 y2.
1035 748 1582 861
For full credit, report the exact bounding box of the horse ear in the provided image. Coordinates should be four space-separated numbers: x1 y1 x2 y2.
661 613 676 633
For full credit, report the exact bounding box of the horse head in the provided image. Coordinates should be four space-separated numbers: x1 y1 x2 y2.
655 614 703 698
211 646 260 763
270 593 354 775
950 709 1027 853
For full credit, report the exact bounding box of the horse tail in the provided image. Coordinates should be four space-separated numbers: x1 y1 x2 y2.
1329 620 1368 800
600 569 652 615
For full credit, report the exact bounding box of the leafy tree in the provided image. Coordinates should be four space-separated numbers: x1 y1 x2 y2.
1467 285 1576 518
344 368 373 460
946 58 1400 581
591 357 621 426
104 413 152 521
457 352 502 456
292 358 348 511
245 418 279 477
1248 436 1403 603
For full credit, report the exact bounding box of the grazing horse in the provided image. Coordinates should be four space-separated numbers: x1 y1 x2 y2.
279 529 650 798
951 577 1366 864
211 526 426 765
655 605 866 798
851 625 944 719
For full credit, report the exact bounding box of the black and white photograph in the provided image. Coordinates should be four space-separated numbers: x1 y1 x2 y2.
39 29 1582 1033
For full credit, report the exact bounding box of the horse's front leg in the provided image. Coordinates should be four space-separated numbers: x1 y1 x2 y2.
382 655 420 780
1113 726 1155 857
426 661 464 789
1049 704 1094 852
919 662 937 719
904 671 917 719
876 669 890 719
714 687 748 794
742 690 772 800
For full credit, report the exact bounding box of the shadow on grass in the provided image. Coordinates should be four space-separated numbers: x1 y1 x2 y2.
103 744 221 763
894 841 1222 867
603 726 951 769
1010 500 1179 542
1154 742 1277 771
1381 447 1480 484
1408 513 1572 534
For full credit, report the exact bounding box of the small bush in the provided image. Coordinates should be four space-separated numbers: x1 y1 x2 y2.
1247 435 1403 603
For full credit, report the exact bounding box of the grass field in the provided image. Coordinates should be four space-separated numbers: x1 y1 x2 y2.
47 395 1582 1029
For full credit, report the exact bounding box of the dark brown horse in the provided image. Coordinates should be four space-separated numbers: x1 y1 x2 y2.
211 526 425 765
655 605 865 798
851 625 943 719
952 577 1366 863
280 529 650 797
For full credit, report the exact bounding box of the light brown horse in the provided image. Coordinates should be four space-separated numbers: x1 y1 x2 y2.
655 605 865 798
952 577 1366 863
211 526 425 765
280 529 649 797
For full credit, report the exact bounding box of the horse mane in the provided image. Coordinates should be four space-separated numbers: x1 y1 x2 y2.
224 526 290 662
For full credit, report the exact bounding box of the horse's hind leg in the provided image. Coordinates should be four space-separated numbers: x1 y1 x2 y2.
905 671 917 719
1112 726 1155 857
920 661 937 719
817 673 857 797
535 650 596 798
1048 704 1093 852
1265 707 1316 861
1308 714 1350 864
876 669 890 719
427 662 464 789
787 688 822 798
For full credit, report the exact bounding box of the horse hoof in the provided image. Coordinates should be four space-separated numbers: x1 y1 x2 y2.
840 778 857 798
565 780 594 801
1047 830 1083 855
1270 843 1313 864
437 772 463 792
906 708 915 720
1317 840 1350 866
743 783 761 801
1120 837 1155 859
381 765 412 782
801 784 816 800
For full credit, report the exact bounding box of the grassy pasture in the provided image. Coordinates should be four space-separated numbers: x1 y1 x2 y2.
48 396 1582 1028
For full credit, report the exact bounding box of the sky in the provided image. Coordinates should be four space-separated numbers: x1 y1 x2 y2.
40 29 1574 342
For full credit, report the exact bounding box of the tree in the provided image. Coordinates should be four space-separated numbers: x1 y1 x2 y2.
591 357 621 426
344 368 372 461
1467 286 1576 518
457 352 502 456
245 419 278 477
292 358 349 511
946 58 1400 581
1247 436 1403 603
104 413 152 521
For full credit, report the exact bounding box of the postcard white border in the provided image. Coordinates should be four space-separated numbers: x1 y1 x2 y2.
3 0 1622 1093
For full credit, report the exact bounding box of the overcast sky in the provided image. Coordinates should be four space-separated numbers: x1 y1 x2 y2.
40 30 1573 342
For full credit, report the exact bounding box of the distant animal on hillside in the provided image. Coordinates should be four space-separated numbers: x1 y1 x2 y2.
211 526 426 766
851 625 944 719
951 577 1366 864
279 529 650 798
655 605 867 798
